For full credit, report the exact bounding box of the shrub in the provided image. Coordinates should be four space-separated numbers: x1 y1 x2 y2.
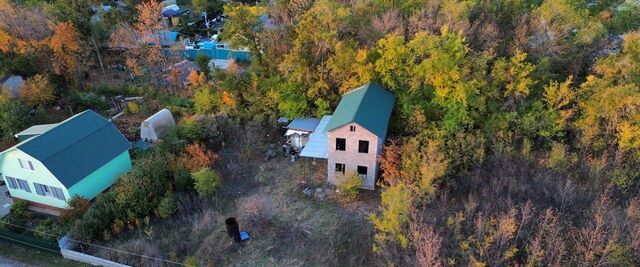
60 196 91 224
238 194 274 228
336 172 362 202
71 152 171 241
173 168 192 191
546 142 577 173
178 114 227 146
10 199 30 219
155 191 177 219
115 153 170 221
125 101 140 114
33 219 64 241
178 142 219 171
193 87 216 114
183 256 200 267
192 168 221 197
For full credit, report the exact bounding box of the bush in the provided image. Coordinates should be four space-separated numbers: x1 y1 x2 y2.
125 101 140 114
238 194 274 228
60 196 91 224
183 256 200 267
155 191 177 219
192 168 221 197
68 91 110 112
173 168 192 191
546 142 577 173
336 172 362 202
195 54 211 77
10 199 30 219
178 142 218 171
193 87 216 114
33 219 64 241
71 152 171 241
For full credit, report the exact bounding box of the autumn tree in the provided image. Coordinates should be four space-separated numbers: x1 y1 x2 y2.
19 74 55 107
0 0 51 54
48 22 83 84
576 32 640 159
370 183 413 250
220 3 266 65
110 1 169 85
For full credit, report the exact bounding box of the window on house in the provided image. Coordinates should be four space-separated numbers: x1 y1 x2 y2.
357 166 368 178
7 176 31 193
358 140 369 153
33 183 65 201
17 179 31 193
336 138 346 151
5 176 17 190
18 159 34 171
350 125 356 132
335 163 345 174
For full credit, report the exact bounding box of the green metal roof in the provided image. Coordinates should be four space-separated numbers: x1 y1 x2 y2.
14 123 59 141
17 110 131 188
326 82 395 138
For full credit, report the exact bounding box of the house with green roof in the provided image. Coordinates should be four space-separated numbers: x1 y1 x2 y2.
325 82 394 190
0 110 132 214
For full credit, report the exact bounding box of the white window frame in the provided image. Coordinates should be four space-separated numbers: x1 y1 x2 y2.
18 159 35 171
33 183 65 200
6 176 31 193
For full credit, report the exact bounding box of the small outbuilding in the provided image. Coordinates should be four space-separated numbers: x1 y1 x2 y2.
300 115 332 159
140 109 176 142
285 117 320 149
2 75 25 97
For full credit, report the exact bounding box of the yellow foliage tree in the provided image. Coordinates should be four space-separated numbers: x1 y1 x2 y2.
48 22 82 79
370 183 413 249
19 74 54 107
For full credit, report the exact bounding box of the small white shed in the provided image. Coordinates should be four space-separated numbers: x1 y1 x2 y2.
285 117 320 149
140 109 176 142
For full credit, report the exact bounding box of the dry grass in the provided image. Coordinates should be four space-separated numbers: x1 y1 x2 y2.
95 125 380 266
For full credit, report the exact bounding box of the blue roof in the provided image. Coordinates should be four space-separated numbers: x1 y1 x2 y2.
326 82 395 138
159 31 179 46
17 110 131 188
287 117 320 132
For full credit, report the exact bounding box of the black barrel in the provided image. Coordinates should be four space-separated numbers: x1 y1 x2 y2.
225 217 241 243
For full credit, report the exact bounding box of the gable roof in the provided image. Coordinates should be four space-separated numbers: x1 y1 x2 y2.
287 117 320 132
326 82 395 138
17 110 131 188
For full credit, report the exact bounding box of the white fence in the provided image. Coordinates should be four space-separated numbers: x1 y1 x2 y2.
61 249 130 267
59 235 130 267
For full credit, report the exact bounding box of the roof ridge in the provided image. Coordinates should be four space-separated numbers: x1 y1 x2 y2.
349 83 370 123
39 122 115 163
24 110 93 141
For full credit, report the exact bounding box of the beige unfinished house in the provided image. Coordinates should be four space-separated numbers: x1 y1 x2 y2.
325 83 395 190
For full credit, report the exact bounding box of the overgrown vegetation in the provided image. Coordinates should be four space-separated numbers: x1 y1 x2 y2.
1 0 640 265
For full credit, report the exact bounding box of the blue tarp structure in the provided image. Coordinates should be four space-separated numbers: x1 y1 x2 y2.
162 4 180 17
159 31 179 46
183 40 252 61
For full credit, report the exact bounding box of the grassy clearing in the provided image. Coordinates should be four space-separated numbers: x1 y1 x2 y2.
93 126 380 266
